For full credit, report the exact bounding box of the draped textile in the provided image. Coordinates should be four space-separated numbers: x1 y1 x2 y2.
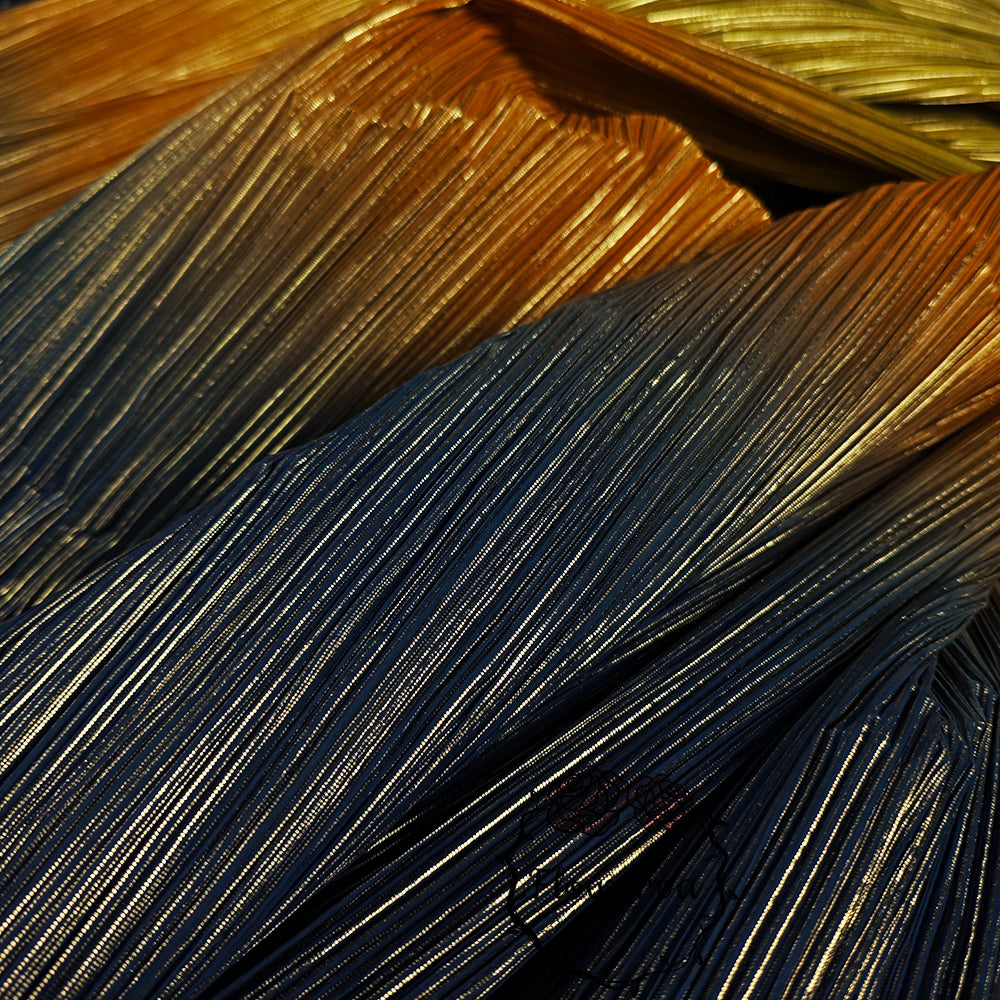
2 168 1000 998
0 0 768 622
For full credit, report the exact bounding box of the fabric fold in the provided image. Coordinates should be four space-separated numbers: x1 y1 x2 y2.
600 0 1000 165
1 167 999 997
0 0 768 621
0 0 978 247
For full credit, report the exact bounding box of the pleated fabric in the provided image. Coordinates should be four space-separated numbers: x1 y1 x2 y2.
0 0 978 249
2 167 1000 998
534 587 1000 999
600 0 1000 166
227 417 998 1000
490 591 1000 1000
0 0 769 622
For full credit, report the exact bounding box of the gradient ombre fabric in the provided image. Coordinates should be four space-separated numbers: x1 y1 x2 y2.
1 165 1000 997
0 0 769 622
0 0 980 247
3 1 1000 998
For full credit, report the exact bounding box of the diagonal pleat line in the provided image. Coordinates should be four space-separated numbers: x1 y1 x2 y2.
203 412 1000 999
517 588 1000 999
0 0 979 249
599 0 1000 165
0 168 1000 997
0 0 768 623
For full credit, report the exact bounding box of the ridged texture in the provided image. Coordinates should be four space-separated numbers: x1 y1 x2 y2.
0 0 365 244
501 587 1000 998
1 168 1000 998
225 414 1000 1000
0 0 769 622
482 586 998 999
494 0 978 189
601 0 1000 164
0 0 978 247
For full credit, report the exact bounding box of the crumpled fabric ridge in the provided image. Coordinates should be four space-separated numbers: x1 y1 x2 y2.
1 168 1000 998
0 0 768 623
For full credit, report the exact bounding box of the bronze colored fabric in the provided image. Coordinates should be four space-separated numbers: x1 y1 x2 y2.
1 167 1000 999
0 0 366 245
0 0 770 622
601 0 1000 165
0 0 977 247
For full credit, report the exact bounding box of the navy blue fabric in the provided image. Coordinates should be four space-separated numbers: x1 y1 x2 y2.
2 171 1000 997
